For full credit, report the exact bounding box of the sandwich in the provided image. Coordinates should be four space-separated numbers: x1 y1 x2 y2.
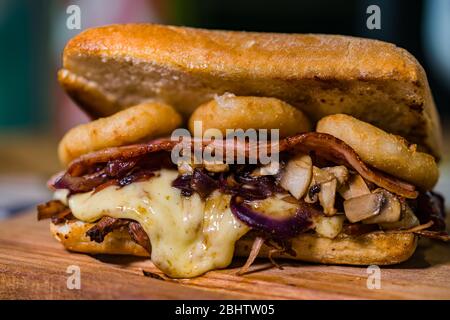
38 24 449 278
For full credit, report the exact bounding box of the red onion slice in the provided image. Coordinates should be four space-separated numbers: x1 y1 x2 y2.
230 195 317 239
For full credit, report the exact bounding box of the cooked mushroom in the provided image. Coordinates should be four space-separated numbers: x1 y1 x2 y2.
177 161 194 174
305 183 320 203
310 167 337 215
280 154 312 199
343 192 385 223
312 166 334 184
314 214 345 239
379 203 419 230
363 189 401 224
319 179 338 216
339 174 370 200
252 160 280 176
323 166 349 185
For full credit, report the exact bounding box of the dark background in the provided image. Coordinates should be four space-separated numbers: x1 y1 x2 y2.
0 0 449 217
171 0 449 116
1 0 449 130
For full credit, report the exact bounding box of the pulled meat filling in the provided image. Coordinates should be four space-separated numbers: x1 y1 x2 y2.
39 133 448 248
54 133 418 198
37 200 74 224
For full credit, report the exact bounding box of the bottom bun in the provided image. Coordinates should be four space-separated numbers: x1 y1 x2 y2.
235 232 417 265
50 221 417 265
50 220 149 257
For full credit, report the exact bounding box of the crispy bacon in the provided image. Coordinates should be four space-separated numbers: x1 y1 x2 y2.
67 139 177 176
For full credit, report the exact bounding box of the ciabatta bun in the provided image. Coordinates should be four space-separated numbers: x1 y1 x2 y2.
51 220 417 266
58 24 442 158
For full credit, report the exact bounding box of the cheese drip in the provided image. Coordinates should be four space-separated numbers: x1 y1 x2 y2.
65 169 249 278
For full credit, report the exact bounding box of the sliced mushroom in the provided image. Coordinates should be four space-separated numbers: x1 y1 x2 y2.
177 151 202 174
247 193 302 219
323 166 349 185
252 160 280 176
312 166 334 184
319 179 338 216
279 154 312 199
363 189 401 224
178 161 194 174
379 203 419 230
343 192 385 223
310 167 337 215
339 174 371 200
314 214 345 239
303 166 339 214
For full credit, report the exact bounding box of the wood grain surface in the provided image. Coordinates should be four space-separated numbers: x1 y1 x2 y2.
0 211 449 299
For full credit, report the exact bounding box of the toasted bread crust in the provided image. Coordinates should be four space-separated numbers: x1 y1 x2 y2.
50 220 149 257
236 232 417 265
59 24 442 158
50 220 417 266
57 101 182 165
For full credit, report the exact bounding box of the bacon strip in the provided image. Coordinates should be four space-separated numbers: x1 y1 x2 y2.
67 139 177 176
59 133 418 199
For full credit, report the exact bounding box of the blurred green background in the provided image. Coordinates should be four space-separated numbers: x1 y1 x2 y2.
0 0 449 217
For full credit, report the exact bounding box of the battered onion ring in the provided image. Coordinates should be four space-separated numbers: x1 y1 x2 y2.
58 102 182 166
188 94 311 137
316 114 438 190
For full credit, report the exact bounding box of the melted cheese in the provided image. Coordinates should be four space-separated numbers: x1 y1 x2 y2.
65 169 249 278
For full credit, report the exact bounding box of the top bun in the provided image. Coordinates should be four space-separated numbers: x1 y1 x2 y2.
58 24 442 158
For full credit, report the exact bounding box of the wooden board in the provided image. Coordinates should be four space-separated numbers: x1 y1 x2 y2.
0 211 449 299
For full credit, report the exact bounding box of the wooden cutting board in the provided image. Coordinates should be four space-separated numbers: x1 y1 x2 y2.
0 211 449 299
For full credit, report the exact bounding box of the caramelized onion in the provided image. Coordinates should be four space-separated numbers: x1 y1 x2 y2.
190 169 218 198
54 170 109 193
237 236 264 275
230 196 316 239
56 132 418 199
